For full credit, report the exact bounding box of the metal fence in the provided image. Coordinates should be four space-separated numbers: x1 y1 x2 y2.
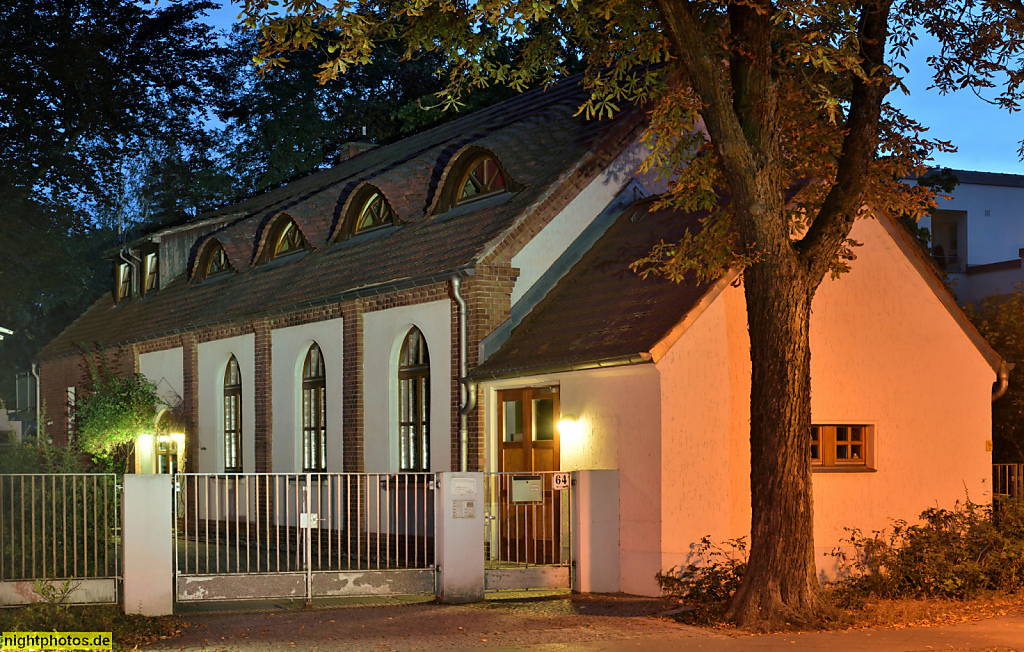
994 464 1024 499
0 474 120 582
483 471 572 568
174 473 435 577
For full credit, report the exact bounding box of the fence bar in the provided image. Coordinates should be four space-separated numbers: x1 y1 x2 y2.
482 471 571 569
169 472 435 582
0 474 118 582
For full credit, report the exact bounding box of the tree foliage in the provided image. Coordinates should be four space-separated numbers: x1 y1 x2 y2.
73 349 161 473
0 0 229 403
241 0 1024 627
968 290 1024 463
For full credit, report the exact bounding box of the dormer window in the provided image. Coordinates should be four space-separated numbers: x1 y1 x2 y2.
117 263 132 301
143 253 158 294
198 241 232 280
354 192 394 235
265 219 307 261
456 156 505 205
432 149 513 215
208 246 229 276
337 186 396 241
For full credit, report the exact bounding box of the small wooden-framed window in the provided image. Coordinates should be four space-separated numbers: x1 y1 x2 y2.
353 192 394 235
811 424 873 469
143 253 158 293
455 155 506 205
398 327 430 472
302 343 327 472
117 263 132 300
223 356 242 473
269 219 306 259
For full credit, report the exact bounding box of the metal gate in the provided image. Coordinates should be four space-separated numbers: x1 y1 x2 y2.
0 474 120 606
174 473 436 602
483 471 573 591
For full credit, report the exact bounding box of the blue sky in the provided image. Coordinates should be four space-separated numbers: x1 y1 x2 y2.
206 2 1021 175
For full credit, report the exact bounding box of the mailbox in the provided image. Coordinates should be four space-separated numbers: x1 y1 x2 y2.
511 475 543 503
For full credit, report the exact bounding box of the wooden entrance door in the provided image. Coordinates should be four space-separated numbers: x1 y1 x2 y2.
497 386 560 564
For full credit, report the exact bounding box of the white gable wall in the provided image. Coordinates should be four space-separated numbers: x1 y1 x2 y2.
655 282 751 586
809 215 994 572
510 141 652 306
648 214 994 594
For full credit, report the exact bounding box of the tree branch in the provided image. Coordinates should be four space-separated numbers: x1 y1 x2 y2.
798 0 893 283
653 0 759 197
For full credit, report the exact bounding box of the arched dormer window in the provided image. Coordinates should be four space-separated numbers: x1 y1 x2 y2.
433 149 513 215
263 218 307 262
354 192 394 235
455 155 505 205
339 185 395 241
196 240 232 281
302 343 326 472
398 327 430 472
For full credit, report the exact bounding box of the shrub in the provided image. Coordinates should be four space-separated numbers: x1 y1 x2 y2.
0 599 180 651
0 441 91 474
656 536 747 622
830 498 1024 600
74 348 162 472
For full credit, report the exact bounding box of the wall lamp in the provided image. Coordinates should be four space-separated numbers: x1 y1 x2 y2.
558 414 581 439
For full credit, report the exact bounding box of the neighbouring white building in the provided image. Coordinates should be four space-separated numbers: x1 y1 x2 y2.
914 169 1024 302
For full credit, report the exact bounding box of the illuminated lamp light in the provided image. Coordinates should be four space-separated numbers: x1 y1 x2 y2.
170 432 185 448
157 434 170 444
137 433 154 448
558 414 581 439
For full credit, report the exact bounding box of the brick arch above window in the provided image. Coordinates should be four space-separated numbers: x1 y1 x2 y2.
428 146 519 216
255 214 309 264
334 183 397 241
192 238 234 282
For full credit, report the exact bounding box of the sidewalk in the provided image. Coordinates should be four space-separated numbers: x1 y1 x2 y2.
143 594 1024 652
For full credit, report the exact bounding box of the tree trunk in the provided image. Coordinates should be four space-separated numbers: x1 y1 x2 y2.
725 257 826 628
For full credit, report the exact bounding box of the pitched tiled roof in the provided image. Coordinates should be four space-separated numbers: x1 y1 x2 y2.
472 199 720 379
39 76 644 359
473 199 1005 380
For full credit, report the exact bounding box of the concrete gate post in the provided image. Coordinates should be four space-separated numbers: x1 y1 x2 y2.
572 469 620 593
122 474 174 615
435 472 485 603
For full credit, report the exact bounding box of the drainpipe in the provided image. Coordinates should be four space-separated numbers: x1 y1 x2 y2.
992 360 1012 402
118 248 138 297
451 276 475 472
125 247 143 294
30 363 40 439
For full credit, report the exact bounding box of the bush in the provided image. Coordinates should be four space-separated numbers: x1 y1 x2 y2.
0 584 181 651
830 498 1024 600
74 348 161 472
656 536 747 622
0 441 91 474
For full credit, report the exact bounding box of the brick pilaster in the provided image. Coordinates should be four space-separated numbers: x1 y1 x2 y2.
181 335 199 472
342 302 364 472
253 321 272 472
